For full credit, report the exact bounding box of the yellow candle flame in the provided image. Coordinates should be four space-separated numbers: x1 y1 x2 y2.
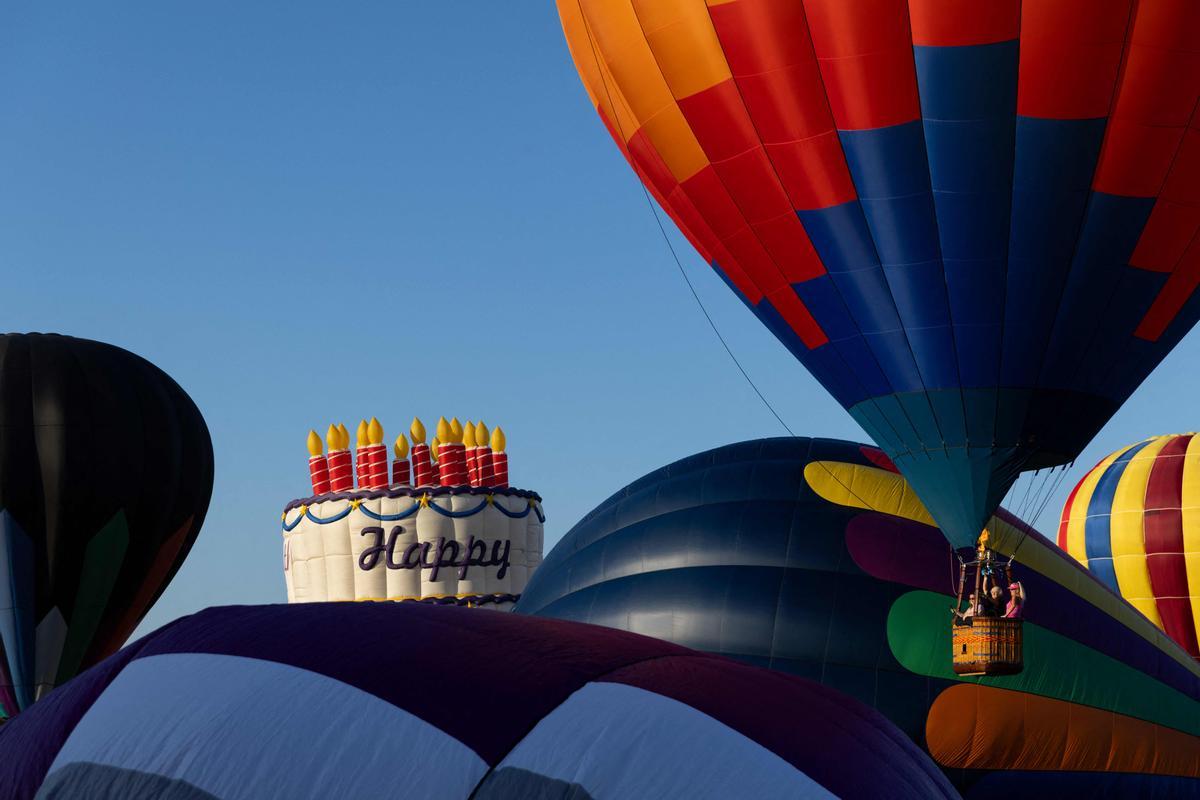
410 417 426 444
436 416 452 442
325 424 341 452
307 430 323 457
491 425 506 453
475 421 489 447
337 423 350 450
431 436 441 460
368 417 384 446
450 417 463 442
462 421 476 448
393 433 409 459
356 419 369 447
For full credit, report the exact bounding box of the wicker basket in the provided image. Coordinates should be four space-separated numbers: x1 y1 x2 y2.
952 617 1023 676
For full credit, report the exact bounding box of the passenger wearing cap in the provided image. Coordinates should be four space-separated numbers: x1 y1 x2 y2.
1004 582 1024 619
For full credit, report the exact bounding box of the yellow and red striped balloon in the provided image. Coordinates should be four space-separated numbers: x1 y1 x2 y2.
1058 434 1200 659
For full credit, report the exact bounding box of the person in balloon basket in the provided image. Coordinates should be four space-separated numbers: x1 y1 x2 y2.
969 584 1004 618
954 592 980 624
1004 582 1024 619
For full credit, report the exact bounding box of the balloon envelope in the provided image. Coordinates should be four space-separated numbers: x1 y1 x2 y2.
1058 433 1200 659
556 2 1200 548
0 602 956 800
518 438 1200 797
0 333 213 717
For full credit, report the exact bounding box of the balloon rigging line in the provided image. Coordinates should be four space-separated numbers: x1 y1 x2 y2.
642 188 796 437
569 2 793 439
572 3 919 521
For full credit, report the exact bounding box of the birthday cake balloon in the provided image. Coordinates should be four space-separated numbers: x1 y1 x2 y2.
282 416 543 610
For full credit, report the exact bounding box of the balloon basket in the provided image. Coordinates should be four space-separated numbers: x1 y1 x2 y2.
952 618 1023 677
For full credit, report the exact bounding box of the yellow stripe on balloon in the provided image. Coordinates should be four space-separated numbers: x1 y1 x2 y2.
1183 434 1200 644
1110 436 1172 628
1063 448 1127 567
804 461 934 527
633 0 733 100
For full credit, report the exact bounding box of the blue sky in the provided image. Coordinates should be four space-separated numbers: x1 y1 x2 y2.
2 2 1197 638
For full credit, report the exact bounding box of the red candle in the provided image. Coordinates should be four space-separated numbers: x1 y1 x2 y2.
463 421 479 486
489 425 508 488
365 417 389 488
327 424 354 492
392 433 411 486
306 430 330 495
410 417 434 487
475 421 493 488
354 419 369 489
437 417 468 486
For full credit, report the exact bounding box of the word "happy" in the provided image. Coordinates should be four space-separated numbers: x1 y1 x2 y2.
358 526 511 581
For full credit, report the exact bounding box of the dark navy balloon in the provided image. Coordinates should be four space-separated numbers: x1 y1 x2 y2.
0 333 213 717
518 438 1200 798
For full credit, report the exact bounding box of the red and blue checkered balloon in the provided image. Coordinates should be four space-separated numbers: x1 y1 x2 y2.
557 0 1200 549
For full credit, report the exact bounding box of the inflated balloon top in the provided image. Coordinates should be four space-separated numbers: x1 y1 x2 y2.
1059 432 1200 659
557 1 1200 548
0 333 214 717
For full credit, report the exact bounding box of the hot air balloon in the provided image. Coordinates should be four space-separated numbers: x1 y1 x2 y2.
1058 433 1200 659
517 438 1200 796
0 602 957 800
0 333 213 719
555 1 1200 550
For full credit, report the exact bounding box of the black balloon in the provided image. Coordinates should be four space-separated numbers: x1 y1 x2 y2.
0 333 213 716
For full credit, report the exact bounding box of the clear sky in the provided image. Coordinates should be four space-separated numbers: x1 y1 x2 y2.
2 3 1197 639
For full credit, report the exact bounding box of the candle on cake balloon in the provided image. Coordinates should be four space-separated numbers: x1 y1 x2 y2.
434 431 448 489
449 417 468 486
306 430 331 495
354 419 369 489
366 417 388 488
474 421 493 488
490 426 508 488
392 433 410 486
327 423 354 492
437 417 467 486
463 420 478 486
410 417 433 487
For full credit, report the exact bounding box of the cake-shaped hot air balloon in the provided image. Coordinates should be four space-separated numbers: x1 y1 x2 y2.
555 2 1200 550
0 333 214 718
283 416 542 609
1059 433 1200 659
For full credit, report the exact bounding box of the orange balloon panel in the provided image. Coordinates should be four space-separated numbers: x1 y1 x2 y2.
927 683 1200 778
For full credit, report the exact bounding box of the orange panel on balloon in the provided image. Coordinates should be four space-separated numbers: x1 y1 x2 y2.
927 684 1200 778
633 0 731 100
